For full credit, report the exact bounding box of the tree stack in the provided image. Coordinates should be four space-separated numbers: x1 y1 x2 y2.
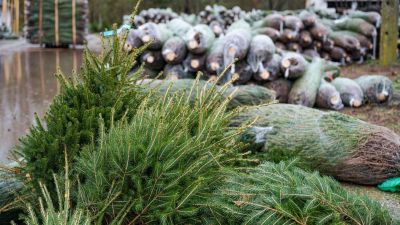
25 0 88 47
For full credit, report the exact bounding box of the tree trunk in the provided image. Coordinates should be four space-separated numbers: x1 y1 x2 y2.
379 0 399 65
184 0 191 14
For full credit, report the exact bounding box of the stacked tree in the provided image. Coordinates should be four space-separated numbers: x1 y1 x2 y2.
25 0 88 46
133 8 179 27
0 13 398 223
119 4 396 112
127 5 380 64
231 104 400 185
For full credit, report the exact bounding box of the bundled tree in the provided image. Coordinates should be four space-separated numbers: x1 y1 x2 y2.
284 15 304 32
315 80 344 110
264 54 282 81
183 53 206 73
184 24 216 54
288 57 324 107
141 50 166 70
323 63 341 81
264 78 292 103
134 8 179 27
280 52 308 79
25 0 89 46
303 49 320 58
329 46 349 64
163 64 191 80
124 29 143 52
231 104 400 185
247 35 276 74
332 77 364 107
138 22 173 50
166 18 192 36
334 18 377 37
206 160 394 224
230 61 253 85
299 10 317 27
253 13 284 31
299 30 313 47
222 20 252 80
252 27 281 41
355 75 393 104
162 36 187 64
310 21 331 41
206 37 225 75
347 10 381 27
279 28 299 43
140 79 276 110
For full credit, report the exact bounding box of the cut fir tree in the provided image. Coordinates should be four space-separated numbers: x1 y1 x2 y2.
14 21 147 196
206 160 394 225
75 79 246 224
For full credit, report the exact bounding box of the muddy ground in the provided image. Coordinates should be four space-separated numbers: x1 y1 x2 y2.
339 62 400 221
340 62 400 133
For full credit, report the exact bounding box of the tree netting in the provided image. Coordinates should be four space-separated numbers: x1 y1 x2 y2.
231 104 400 185
140 79 276 110
25 0 88 46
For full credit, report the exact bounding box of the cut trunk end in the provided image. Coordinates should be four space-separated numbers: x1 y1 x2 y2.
142 35 151 43
326 72 334 82
124 43 132 52
147 56 155 64
330 95 339 105
213 26 223 35
209 75 218 82
260 71 270 80
232 73 240 81
281 59 291 69
378 91 389 102
210 62 220 71
350 98 362 107
166 52 176 62
168 74 178 80
228 47 236 56
191 59 200 69
189 40 199 50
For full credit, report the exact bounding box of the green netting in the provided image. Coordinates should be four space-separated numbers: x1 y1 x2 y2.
140 79 276 110
232 104 400 185
25 0 88 45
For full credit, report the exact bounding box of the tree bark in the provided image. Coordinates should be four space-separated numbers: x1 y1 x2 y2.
379 0 399 65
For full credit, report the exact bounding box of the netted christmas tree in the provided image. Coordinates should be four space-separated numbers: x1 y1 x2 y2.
25 0 89 46
205 160 394 225
231 104 400 185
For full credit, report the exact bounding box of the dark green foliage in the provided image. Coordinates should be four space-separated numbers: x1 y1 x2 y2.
75 80 245 224
0 163 24 225
206 160 394 225
15 32 146 191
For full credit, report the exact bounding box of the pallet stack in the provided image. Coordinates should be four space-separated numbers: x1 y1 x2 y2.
25 0 88 47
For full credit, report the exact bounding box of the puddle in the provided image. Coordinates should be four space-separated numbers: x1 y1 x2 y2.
0 47 83 162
